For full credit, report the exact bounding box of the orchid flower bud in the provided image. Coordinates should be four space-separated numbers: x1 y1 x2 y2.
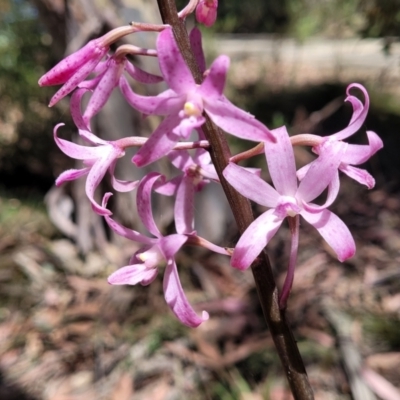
38 26 137 106
196 0 218 27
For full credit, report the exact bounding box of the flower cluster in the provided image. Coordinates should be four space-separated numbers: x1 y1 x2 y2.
40 0 383 325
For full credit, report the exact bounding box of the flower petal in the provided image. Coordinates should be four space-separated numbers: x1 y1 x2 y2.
154 175 181 196
175 175 195 234
231 209 284 270
158 234 188 259
173 115 205 139
132 114 182 167
120 76 184 115
109 160 139 193
157 27 196 94
70 88 91 130
39 39 107 86
200 166 219 182
168 149 192 170
189 27 206 74
83 58 123 125
77 69 106 91
193 148 211 166
330 83 369 141
124 61 163 84
264 126 298 196
339 164 375 189
297 140 347 203
301 208 355 262
85 152 118 215
55 167 90 186
137 172 164 237
78 128 108 146
205 97 275 142
90 59 109 75
296 162 310 181
102 193 154 244
111 176 139 192
302 171 340 212
198 55 229 99
223 163 279 207
341 131 383 165
163 259 209 327
108 264 158 285
49 56 106 107
54 124 105 160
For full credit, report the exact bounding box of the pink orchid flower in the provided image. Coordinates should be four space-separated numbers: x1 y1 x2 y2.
104 173 209 327
120 27 274 166
297 83 383 190
39 26 137 107
223 126 356 272
196 0 218 27
54 123 139 215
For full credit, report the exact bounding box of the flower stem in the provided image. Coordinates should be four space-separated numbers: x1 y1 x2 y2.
114 44 158 59
279 215 300 310
178 0 200 19
156 1 314 398
115 136 209 150
231 133 323 163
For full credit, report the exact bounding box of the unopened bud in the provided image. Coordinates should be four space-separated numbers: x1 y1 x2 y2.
196 0 218 27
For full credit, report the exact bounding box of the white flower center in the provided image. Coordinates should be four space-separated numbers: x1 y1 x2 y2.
183 101 202 117
182 91 204 117
275 195 301 218
137 245 164 268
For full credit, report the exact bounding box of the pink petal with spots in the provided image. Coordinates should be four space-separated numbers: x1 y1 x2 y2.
55 167 90 186
198 55 229 99
39 39 107 86
189 27 206 74
164 259 209 327
301 208 355 262
157 27 196 94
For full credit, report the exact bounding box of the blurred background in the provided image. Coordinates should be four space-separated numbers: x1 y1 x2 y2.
1 0 400 399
